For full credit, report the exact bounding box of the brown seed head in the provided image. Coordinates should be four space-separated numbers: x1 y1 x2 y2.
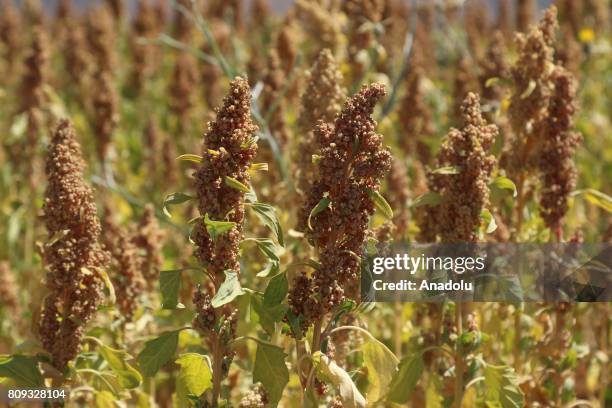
39 119 110 371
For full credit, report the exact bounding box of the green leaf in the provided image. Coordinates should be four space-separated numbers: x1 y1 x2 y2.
137 330 180 377
251 295 288 336
312 352 366 408
224 176 251 193
387 353 424 404
98 344 143 389
431 165 462 175
211 270 244 308
481 209 498 234
175 353 212 406
98 268 116 305
362 339 399 402
366 188 394 220
250 163 269 172
572 189 612 213
264 273 288 307
308 196 331 230
412 192 444 207
497 275 523 302
253 343 289 407
176 154 203 163
0 355 43 387
243 238 280 278
490 176 517 197
204 213 236 242
246 202 284 246
95 390 116 408
159 269 183 309
483 364 524 408
162 192 194 218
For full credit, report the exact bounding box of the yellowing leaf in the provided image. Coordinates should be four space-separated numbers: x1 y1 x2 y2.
176 154 203 163
362 339 398 402
313 352 366 408
175 353 212 406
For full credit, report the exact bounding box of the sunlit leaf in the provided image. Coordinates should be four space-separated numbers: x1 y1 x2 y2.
176 154 203 163
137 330 180 377
204 213 236 242
362 338 398 402
224 176 251 193
211 270 244 308
308 196 331 230
246 202 284 246
175 353 212 406
387 352 424 404
313 352 366 408
412 192 444 207
253 343 289 407
490 176 517 197
98 343 142 389
162 192 194 218
483 364 524 408
366 188 394 220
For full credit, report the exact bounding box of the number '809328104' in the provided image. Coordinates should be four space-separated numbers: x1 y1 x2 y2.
4 388 67 401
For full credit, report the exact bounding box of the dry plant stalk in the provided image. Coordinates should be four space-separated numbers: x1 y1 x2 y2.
39 119 110 372
169 52 198 135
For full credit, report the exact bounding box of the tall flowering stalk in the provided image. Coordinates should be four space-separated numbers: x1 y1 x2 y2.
0 261 19 316
131 204 165 290
39 119 110 373
295 49 346 198
191 77 258 405
422 93 498 243
342 0 384 82
291 83 391 334
131 0 158 94
539 67 581 238
0 0 22 77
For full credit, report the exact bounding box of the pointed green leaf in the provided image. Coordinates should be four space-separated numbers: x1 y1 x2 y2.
98 344 143 389
483 364 524 408
224 176 251 193
159 269 183 309
137 330 180 377
162 192 194 218
176 154 203 163
412 192 444 207
263 273 288 307
387 353 424 404
175 353 212 406
211 270 244 308
243 237 280 277
572 189 612 213
431 166 462 175
362 339 399 402
246 202 284 246
490 176 517 197
366 188 394 219
0 355 43 387
481 209 498 234
253 343 289 407
204 213 236 242
308 196 331 230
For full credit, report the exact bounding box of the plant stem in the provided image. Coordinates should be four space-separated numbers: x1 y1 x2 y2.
210 335 223 407
454 302 464 408
513 303 523 372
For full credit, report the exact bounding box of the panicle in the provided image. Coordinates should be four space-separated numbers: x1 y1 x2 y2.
421 93 498 243
191 77 258 278
296 49 346 195
131 0 158 93
479 31 510 104
64 20 89 86
131 204 165 288
399 56 435 164
101 211 144 321
169 52 198 131
517 0 535 32
452 55 478 124
295 0 341 55
261 49 291 147
0 0 22 75
539 67 582 232
385 159 410 240
39 119 110 371
92 70 119 163
342 0 384 80
291 84 391 327
239 383 269 408
0 261 19 315
505 6 558 175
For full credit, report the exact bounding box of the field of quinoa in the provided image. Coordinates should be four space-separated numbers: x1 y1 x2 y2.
0 0 610 407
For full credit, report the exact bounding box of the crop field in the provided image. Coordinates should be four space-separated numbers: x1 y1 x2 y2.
0 0 610 407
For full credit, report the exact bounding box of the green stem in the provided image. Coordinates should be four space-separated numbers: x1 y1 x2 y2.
454 302 464 408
